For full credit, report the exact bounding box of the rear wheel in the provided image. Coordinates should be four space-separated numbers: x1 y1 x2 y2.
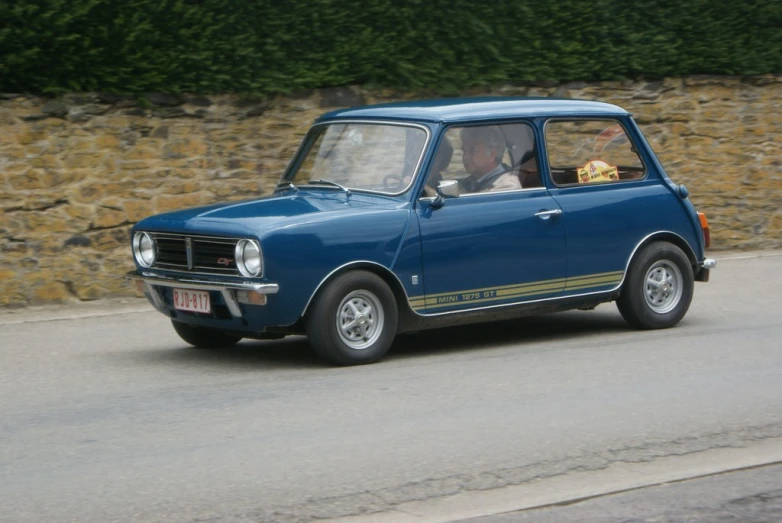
171 320 241 348
305 270 398 365
617 242 694 329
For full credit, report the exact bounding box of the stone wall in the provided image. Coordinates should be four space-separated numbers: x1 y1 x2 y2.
1 76 780 306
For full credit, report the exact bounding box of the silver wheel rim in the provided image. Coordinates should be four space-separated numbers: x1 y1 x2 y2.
644 260 683 314
336 290 384 350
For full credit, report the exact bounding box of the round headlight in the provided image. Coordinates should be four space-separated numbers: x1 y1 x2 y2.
133 232 156 267
235 239 262 277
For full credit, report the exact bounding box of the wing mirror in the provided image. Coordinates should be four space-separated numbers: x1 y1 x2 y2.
421 179 459 210
436 180 460 198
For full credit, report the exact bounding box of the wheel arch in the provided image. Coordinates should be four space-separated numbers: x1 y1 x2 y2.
627 231 698 272
301 261 413 321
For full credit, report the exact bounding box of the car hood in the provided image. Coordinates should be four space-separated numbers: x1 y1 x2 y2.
134 190 407 237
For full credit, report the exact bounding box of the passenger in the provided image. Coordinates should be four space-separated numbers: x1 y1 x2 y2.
458 126 520 193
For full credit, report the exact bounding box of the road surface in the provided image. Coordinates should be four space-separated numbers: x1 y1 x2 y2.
1 251 780 522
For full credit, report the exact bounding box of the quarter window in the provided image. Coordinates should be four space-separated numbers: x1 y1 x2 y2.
545 120 646 186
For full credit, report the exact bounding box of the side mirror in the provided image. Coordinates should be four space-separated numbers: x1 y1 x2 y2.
437 180 460 198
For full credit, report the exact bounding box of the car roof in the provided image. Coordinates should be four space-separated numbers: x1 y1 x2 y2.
317 97 629 124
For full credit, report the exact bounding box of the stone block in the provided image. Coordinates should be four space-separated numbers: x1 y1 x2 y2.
163 139 209 159
123 147 161 161
16 128 47 145
2 146 27 160
0 279 27 306
72 282 104 301
8 170 45 190
93 207 127 229
90 228 130 251
64 153 104 169
95 135 120 148
119 160 154 171
69 184 105 204
30 155 62 169
123 200 154 221
157 192 209 213
161 181 203 195
33 281 71 303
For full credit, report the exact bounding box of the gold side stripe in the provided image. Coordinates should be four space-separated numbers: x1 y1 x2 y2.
426 288 560 309
419 282 564 308
417 277 566 300
410 274 622 305
564 275 622 288
408 270 624 311
409 280 564 307
410 270 623 302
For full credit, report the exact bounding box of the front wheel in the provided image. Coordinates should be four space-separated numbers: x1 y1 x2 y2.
617 242 694 329
171 320 241 348
305 270 398 365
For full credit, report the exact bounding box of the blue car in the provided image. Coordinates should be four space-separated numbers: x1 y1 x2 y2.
128 97 715 365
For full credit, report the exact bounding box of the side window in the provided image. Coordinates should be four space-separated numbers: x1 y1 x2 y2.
424 122 539 194
545 120 646 187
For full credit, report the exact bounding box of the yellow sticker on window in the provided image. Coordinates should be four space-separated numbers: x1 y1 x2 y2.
578 160 619 183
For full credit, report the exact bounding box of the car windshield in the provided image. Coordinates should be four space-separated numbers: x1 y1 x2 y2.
288 122 428 194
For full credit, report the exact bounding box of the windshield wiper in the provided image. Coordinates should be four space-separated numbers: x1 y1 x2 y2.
274 181 298 193
307 179 351 196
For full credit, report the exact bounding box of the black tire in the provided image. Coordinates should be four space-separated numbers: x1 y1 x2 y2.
305 270 398 365
171 320 241 348
617 241 694 329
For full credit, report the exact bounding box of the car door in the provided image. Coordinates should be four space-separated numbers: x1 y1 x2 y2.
542 118 667 294
414 189 567 314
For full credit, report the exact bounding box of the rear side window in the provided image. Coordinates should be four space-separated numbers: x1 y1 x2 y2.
544 120 646 186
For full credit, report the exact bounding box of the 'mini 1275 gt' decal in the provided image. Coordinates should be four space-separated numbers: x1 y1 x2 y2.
408 270 624 312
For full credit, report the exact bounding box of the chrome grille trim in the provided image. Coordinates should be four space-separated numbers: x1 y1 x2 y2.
148 232 242 276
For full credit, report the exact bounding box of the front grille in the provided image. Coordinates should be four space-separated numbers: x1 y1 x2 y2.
150 233 240 276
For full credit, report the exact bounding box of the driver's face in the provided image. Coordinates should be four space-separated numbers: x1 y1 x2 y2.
462 139 496 176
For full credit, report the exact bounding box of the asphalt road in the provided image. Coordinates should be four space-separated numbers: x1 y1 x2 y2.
1 251 781 523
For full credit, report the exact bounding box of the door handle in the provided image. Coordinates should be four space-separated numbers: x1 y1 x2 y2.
534 209 563 219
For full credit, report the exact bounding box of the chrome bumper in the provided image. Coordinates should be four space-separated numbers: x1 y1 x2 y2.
126 270 279 317
702 258 717 269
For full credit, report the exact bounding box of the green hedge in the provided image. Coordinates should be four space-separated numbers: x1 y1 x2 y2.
1 0 780 95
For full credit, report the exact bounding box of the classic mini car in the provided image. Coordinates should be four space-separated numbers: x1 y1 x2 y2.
128 97 716 365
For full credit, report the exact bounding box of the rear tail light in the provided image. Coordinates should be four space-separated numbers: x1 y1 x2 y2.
697 212 710 249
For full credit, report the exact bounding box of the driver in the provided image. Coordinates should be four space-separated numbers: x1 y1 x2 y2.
458 125 520 193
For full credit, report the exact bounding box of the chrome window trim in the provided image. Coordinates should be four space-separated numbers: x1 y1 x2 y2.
417 185 547 204
289 120 432 197
455 186 548 198
542 117 649 188
431 120 543 198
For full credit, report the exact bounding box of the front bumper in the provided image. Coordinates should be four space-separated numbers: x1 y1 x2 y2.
126 270 279 318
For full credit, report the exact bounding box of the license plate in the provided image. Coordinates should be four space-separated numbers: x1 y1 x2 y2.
173 288 211 314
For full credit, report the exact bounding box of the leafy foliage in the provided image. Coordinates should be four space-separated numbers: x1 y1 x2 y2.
1 0 780 95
